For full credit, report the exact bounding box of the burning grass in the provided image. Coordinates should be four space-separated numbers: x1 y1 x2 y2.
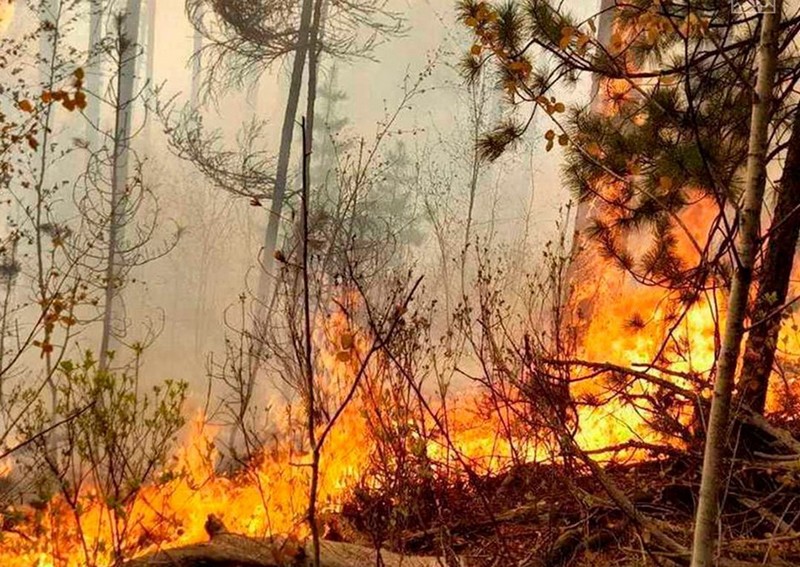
0 250 795 567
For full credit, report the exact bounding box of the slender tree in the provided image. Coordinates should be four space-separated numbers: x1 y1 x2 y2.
185 0 404 307
190 3 203 108
255 0 315 307
145 0 156 84
86 0 105 146
691 5 783 564
738 108 800 414
99 0 143 370
567 0 615 268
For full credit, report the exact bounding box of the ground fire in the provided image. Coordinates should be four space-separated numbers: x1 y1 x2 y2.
1 0 800 566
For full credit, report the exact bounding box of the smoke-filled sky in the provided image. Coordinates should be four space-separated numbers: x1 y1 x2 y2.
0 0 602 405
141 0 595 225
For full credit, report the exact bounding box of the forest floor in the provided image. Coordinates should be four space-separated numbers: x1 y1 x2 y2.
128 414 800 566
325 416 800 566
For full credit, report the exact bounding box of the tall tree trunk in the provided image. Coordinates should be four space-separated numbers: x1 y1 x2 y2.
99 0 142 370
190 4 203 108
739 109 800 413
568 0 615 265
34 0 63 417
460 78 486 298
690 4 783 565
565 0 616 326
233 0 317 456
254 0 315 307
87 0 104 146
144 0 156 143
144 0 156 86
737 107 800 414
304 0 326 153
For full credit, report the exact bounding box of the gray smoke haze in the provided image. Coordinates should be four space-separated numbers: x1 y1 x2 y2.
1 0 601 411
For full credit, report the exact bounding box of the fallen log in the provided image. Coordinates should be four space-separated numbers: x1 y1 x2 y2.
123 531 444 567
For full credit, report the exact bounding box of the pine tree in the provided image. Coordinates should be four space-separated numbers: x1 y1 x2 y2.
185 0 405 306
459 0 799 561
459 0 800 413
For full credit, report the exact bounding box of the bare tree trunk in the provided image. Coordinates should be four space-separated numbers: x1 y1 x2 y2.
737 106 800 414
304 0 326 152
145 0 155 84
0 237 18 413
190 4 203 108
567 0 615 267
235 0 318 455
87 0 104 146
144 0 156 144
690 4 783 565
254 0 315 307
99 0 142 370
299 117 322 567
460 78 487 297
34 0 64 415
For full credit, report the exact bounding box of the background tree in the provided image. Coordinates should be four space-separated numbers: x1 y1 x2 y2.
86 0 105 147
98 0 143 370
185 0 405 309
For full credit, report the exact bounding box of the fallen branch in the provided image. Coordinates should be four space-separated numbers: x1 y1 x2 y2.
740 410 800 454
123 532 444 567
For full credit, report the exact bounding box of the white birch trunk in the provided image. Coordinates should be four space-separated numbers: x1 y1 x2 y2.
568 0 615 259
690 3 783 565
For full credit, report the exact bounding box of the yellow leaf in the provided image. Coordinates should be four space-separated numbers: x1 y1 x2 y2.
577 33 591 55
465 16 478 27
586 141 603 158
553 102 566 113
471 44 482 56
559 27 574 50
558 133 569 146
18 100 33 113
544 129 556 141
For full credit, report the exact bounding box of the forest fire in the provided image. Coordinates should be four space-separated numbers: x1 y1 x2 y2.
2 0 800 565
0 259 761 566
0 270 789 567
